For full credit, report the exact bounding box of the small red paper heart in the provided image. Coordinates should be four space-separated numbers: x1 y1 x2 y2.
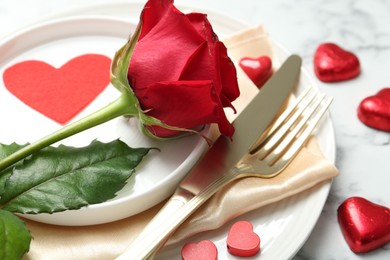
227 220 260 257
181 240 217 260
337 197 390 253
314 43 360 82
3 54 111 124
239 56 273 88
357 88 390 131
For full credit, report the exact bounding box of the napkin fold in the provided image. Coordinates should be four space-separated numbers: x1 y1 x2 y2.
23 25 338 260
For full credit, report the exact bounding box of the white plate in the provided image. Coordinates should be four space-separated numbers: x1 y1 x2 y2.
1 3 336 259
0 17 211 226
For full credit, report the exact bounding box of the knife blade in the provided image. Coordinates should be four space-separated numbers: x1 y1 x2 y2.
179 54 302 195
116 54 302 260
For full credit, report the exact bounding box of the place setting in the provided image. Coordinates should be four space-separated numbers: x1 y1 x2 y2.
1 0 388 259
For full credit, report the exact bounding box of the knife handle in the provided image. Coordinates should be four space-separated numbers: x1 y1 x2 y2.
115 197 185 260
116 170 238 260
116 191 194 259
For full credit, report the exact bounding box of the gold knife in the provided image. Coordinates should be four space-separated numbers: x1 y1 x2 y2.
116 54 302 260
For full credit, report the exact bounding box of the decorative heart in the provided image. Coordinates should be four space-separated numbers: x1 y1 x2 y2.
314 43 360 82
181 240 218 260
357 88 390 131
3 54 112 124
239 56 273 88
337 197 390 253
226 220 260 257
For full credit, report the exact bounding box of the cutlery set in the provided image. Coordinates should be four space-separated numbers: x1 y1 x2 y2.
117 55 333 259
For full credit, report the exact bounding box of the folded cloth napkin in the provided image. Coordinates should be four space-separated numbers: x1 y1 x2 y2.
23 25 339 260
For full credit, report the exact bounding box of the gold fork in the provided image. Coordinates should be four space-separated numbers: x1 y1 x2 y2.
116 87 333 259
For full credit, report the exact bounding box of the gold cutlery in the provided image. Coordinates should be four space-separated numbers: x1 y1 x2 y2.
116 55 332 259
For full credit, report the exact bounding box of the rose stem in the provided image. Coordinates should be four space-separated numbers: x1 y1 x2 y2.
0 93 134 172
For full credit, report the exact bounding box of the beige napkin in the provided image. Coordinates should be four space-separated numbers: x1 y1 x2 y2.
22 25 338 260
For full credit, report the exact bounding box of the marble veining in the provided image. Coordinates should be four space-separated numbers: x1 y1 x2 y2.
0 0 389 259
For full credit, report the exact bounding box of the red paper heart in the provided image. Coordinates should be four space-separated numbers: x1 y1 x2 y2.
337 197 390 253
181 240 217 260
227 221 260 257
239 56 272 88
3 54 111 124
357 88 390 131
314 43 360 82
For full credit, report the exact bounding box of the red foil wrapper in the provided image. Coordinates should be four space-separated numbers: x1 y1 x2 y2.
337 197 390 253
314 43 360 82
358 88 390 131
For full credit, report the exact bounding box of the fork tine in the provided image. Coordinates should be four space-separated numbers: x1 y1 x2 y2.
268 95 333 167
254 88 316 159
237 91 332 177
249 87 312 154
281 96 333 162
268 93 326 157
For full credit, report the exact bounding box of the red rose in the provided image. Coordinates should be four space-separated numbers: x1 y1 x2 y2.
127 0 240 138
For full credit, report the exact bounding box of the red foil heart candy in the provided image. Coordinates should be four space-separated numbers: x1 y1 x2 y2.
181 240 217 260
226 221 260 257
239 56 273 88
357 88 390 131
314 43 360 82
337 197 390 253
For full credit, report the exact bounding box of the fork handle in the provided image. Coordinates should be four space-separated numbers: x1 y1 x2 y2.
116 171 237 260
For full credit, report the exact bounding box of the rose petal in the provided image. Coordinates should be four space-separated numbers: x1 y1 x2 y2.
179 42 219 85
138 0 173 40
141 80 233 137
182 13 219 89
128 3 205 94
215 41 240 108
179 41 239 111
186 13 218 44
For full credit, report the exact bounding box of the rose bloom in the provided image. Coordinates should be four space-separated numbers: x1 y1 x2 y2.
127 0 240 138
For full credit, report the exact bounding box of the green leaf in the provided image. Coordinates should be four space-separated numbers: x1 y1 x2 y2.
0 143 27 196
0 143 28 160
0 140 151 214
0 209 31 260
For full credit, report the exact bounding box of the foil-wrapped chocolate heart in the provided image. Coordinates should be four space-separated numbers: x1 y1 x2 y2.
314 43 360 82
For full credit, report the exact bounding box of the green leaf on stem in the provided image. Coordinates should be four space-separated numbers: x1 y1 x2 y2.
0 143 27 160
0 209 31 260
0 143 27 196
0 140 151 214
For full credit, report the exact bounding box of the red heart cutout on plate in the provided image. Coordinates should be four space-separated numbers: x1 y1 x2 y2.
227 220 260 257
314 43 360 82
357 88 390 131
3 54 111 124
337 197 390 253
239 56 273 88
181 240 217 260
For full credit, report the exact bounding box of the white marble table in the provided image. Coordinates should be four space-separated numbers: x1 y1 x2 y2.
1 0 389 259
